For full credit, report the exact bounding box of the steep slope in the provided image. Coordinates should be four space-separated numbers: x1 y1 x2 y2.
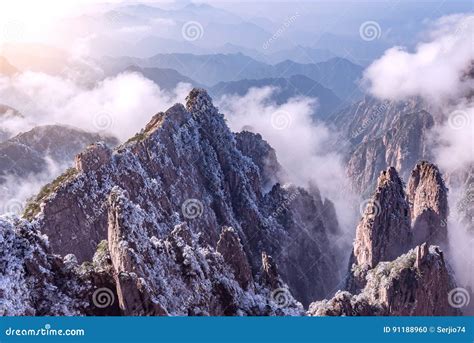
346 110 434 195
313 164 459 316
347 167 412 290
331 97 435 194
344 162 457 298
20 89 342 307
309 243 459 316
407 161 449 247
1 211 305 316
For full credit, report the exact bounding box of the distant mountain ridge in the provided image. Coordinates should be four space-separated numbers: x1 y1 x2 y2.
210 74 342 119
0 125 118 185
101 53 363 101
125 65 203 91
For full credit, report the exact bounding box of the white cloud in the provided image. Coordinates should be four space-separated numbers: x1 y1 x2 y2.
0 71 192 141
364 13 474 291
217 86 357 235
363 14 473 105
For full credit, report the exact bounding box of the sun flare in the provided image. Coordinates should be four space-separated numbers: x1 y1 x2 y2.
0 0 82 44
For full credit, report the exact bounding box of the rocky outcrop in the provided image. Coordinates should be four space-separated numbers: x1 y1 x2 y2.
309 244 460 316
261 252 282 290
347 167 412 290
8 88 341 312
331 97 435 194
216 227 253 290
75 143 112 174
407 161 449 247
0 186 304 316
235 131 282 190
0 215 121 316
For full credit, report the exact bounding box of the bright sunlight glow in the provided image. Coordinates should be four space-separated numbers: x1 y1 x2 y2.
0 0 103 44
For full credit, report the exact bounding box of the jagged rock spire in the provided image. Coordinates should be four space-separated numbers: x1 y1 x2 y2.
309 244 460 316
216 227 253 290
352 167 412 270
185 88 217 116
407 161 449 247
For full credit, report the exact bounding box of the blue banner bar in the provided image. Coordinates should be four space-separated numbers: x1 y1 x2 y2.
0 317 473 343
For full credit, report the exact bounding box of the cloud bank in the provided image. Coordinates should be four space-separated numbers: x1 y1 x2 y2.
0 71 191 141
363 14 473 106
217 86 357 236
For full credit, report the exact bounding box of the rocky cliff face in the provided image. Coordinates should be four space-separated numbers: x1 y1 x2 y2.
308 243 460 316
347 167 412 290
407 161 449 247
333 162 459 315
0 89 462 316
456 167 474 234
2 88 342 314
330 97 435 194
